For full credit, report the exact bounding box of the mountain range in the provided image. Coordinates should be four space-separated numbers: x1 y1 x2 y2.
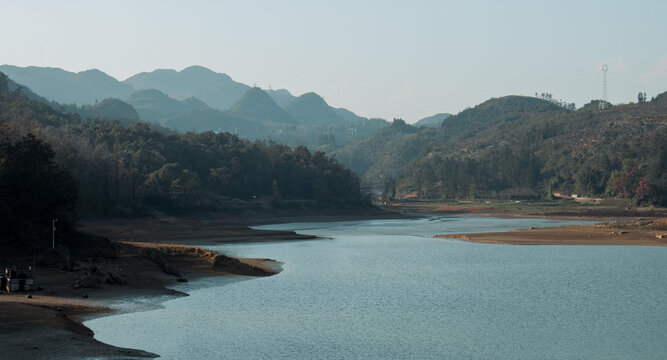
3 65 665 205
0 65 134 105
124 66 250 110
0 65 400 147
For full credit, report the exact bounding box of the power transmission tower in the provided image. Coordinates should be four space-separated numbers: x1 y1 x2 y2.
599 64 608 109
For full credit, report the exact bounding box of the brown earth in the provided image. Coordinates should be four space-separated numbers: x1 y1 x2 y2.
380 200 667 220
3 208 663 359
437 219 667 246
0 215 303 360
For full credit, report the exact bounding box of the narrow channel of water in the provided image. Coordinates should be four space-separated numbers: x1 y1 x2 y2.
86 217 667 359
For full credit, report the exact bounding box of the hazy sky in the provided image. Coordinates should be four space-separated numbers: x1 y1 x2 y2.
2 0 666 122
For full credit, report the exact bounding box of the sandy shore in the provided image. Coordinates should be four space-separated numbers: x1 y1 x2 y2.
0 294 158 359
80 215 319 245
437 219 667 246
0 222 283 360
4 208 664 359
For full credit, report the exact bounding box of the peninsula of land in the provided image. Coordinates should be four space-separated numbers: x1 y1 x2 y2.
0 216 305 360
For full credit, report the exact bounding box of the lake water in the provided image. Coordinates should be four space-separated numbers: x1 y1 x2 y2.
85 217 667 359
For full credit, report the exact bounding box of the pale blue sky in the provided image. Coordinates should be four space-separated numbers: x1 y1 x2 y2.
2 0 666 122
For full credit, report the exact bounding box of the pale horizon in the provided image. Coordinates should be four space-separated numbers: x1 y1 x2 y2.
2 0 666 122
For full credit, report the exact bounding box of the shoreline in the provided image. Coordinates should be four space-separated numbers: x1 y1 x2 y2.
4 208 665 359
1 210 401 360
379 200 666 221
436 220 667 246
382 201 667 246
0 237 281 360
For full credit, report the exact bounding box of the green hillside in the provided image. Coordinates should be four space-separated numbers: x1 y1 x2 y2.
76 98 141 124
164 108 251 134
285 92 344 125
124 65 250 110
414 113 452 127
333 119 421 190
127 89 207 123
349 94 667 205
0 72 369 253
229 87 297 124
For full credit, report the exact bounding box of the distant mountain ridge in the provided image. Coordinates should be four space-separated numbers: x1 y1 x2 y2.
0 65 389 159
0 65 134 105
265 88 296 107
0 64 371 130
124 66 250 110
285 92 345 125
229 87 296 124
5 76 49 103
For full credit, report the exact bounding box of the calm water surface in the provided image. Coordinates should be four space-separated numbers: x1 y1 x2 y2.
86 217 667 359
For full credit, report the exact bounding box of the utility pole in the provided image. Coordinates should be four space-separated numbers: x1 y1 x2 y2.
599 64 608 110
52 219 58 249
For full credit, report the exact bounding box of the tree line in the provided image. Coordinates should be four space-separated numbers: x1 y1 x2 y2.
0 73 367 252
381 95 667 205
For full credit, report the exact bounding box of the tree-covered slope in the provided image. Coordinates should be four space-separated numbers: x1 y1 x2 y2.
334 94 666 205
390 95 667 204
127 89 208 123
0 71 369 233
333 119 422 191
414 113 451 128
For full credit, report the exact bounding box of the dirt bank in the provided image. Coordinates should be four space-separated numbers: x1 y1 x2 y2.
437 219 667 246
0 235 280 360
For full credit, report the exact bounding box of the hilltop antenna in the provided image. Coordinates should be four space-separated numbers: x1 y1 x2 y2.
599 64 608 109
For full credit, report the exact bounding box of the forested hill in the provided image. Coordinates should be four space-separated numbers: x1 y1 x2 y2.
0 72 369 252
414 113 452 128
0 65 385 150
337 94 667 205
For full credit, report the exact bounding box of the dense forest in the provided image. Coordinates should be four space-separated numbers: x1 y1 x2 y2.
336 95 667 206
0 72 368 253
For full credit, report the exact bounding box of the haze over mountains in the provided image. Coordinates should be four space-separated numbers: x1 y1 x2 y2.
2 63 665 205
0 65 134 105
124 66 251 110
0 64 405 148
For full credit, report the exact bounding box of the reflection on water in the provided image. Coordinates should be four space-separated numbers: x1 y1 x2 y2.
86 217 667 360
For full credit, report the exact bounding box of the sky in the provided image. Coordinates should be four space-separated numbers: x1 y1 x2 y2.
2 0 666 122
